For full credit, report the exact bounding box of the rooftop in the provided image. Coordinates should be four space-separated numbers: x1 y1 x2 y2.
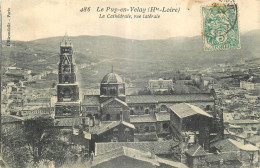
89 121 135 135
228 119 259 125
54 117 85 127
155 112 171 122
1 115 24 124
168 103 212 119
91 146 160 167
185 144 207 157
130 114 157 123
82 95 100 106
101 98 128 108
95 139 179 156
126 93 215 104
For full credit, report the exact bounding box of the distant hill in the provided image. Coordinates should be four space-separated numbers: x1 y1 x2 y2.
2 29 260 88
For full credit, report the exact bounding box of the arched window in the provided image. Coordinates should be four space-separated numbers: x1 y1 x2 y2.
63 88 71 98
111 137 118 142
94 114 99 119
124 128 130 134
145 109 150 114
145 126 149 132
102 88 107 94
205 105 211 111
130 110 134 115
119 88 124 94
64 75 69 83
150 126 156 132
135 126 139 133
106 114 111 121
113 128 119 135
163 123 169 129
160 105 167 111
116 114 121 120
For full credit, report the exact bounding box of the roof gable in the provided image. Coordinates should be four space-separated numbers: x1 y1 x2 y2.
185 144 207 156
169 103 212 119
101 98 128 108
89 121 135 135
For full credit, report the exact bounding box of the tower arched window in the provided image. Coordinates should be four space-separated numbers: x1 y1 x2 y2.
64 76 69 83
145 109 150 114
63 88 71 98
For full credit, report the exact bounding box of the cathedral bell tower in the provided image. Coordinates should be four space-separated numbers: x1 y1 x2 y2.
55 34 80 118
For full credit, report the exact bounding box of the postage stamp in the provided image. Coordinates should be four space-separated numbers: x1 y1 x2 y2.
202 4 241 51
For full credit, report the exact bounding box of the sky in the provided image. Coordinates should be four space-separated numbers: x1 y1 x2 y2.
1 0 260 41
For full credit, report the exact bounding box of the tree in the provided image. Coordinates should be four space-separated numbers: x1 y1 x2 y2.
2 115 75 168
23 115 71 167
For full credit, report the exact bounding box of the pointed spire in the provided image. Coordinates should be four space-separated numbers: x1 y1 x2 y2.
112 66 114 73
61 32 72 46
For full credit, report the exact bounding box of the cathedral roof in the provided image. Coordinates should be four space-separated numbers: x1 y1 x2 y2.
101 72 123 84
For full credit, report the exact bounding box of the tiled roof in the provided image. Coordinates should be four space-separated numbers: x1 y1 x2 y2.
229 139 259 151
130 114 156 123
92 146 160 167
89 121 135 135
205 153 240 163
210 139 240 152
126 93 215 104
185 144 207 156
101 98 128 108
1 115 24 124
246 135 260 144
155 112 170 121
54 117 84 127
157 157 188 168
134 133 158 141
169 103 212 119
81 95 100 106
95 139 178 155
228 119 259 125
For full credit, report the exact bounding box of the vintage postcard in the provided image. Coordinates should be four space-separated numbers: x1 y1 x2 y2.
1 0 260 167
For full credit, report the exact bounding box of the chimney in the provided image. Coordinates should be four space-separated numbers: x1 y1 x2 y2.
150 147 156 159
99 120 102 127
82 117 86 130
120 111 123 122
90 151 94 162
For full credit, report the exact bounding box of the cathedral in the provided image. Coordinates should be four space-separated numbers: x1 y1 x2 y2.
54 35 219 154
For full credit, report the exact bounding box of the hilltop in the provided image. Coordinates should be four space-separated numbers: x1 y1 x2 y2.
2 29 260 88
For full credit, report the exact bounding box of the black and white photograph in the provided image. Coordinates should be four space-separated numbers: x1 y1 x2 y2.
1 0 260 167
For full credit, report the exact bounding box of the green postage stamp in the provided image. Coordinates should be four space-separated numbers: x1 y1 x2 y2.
202 4 241 51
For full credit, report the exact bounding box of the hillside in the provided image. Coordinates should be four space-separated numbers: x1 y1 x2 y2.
2 29 260 88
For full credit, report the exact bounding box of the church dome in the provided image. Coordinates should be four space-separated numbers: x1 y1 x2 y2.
101 72 123 84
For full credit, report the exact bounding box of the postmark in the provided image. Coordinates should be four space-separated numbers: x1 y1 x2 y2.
202 4 240 51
